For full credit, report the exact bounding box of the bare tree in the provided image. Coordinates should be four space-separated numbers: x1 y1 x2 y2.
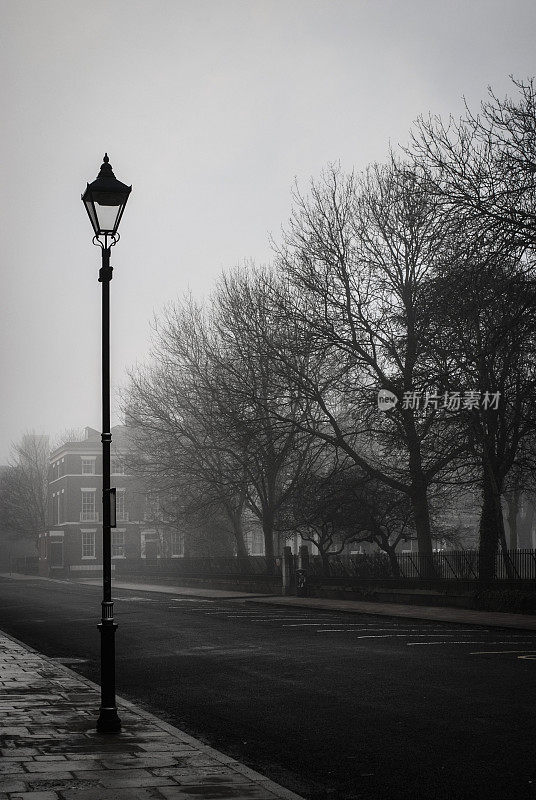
409 77 536 248
266 161 468 572
124 300 251 561
427 243 536 578
51 428 85 450
405 79 536 576
126 267 327 570
0 432 49 542
279 461 414 576
211 268 326 563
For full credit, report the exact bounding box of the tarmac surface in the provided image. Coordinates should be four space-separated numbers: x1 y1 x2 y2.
1 574 536 800
79 577 536 630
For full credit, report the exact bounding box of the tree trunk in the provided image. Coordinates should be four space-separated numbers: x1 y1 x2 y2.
505 491 520 550
409 480 435 577
262 509 275 574
183 533 191 559
404 415 434 572
478 467 503 580
384 545 401 577
498 531 515 578
234 531 249 560
319 550 331 577
230 511 250 571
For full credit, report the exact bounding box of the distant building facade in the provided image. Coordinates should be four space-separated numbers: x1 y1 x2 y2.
39 426 185 576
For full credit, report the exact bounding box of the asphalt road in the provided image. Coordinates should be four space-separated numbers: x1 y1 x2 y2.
0 577 535 800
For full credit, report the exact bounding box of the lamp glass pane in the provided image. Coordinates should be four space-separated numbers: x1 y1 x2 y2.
84 199 99 235
94 202 122 233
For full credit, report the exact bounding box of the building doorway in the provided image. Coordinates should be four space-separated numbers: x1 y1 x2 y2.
48 535 64 568
141 530 159 567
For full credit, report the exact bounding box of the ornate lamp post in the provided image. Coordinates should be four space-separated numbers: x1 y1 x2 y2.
82 154 131 733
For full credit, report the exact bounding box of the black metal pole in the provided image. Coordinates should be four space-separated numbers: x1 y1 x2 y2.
97 244 121 733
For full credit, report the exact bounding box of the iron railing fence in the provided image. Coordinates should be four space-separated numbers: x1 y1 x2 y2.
305 549 536 580
494 548 536 580
306 553 394 579
109 550 536 581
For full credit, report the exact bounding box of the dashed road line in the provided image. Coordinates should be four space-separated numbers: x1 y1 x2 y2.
169 598 212 603
282 623 413 628
470 650 536 654
408 640 536 646
126 600 536 653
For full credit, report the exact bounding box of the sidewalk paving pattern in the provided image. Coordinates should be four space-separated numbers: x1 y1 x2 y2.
0 631 303 800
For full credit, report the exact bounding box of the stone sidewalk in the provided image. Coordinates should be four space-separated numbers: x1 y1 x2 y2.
0 632 303 800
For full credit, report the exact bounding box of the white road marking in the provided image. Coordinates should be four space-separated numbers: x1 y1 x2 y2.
170 598 212 602
407 640 536 646
225 616 333 619
310 626 487 632
204 613 487 632
283 624 416 628
470 650 536 654
315 631 503 638
317 633 405 637
226 614 332 624
114 596 161 602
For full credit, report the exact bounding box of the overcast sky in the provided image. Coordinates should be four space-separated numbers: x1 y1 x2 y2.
1 0 535 461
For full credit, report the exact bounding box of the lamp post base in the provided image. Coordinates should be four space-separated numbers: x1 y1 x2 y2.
97 707 122 733
97 617 121 733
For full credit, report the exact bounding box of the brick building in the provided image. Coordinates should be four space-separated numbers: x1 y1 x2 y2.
39 426 184 576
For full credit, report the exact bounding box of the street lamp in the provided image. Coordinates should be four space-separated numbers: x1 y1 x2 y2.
82 154 131 733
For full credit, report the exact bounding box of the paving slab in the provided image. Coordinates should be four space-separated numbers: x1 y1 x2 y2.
0 631 303 800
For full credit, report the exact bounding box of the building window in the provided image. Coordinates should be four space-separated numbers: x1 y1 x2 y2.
111 458 125 475
81 458 96 475
116 490 127 521
112 530 125 558
141 530 160 559
52 492 62 524
170 531 185 558
144 492 161 521
81 530 96 559
244 530 264 556
81 490 97 522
